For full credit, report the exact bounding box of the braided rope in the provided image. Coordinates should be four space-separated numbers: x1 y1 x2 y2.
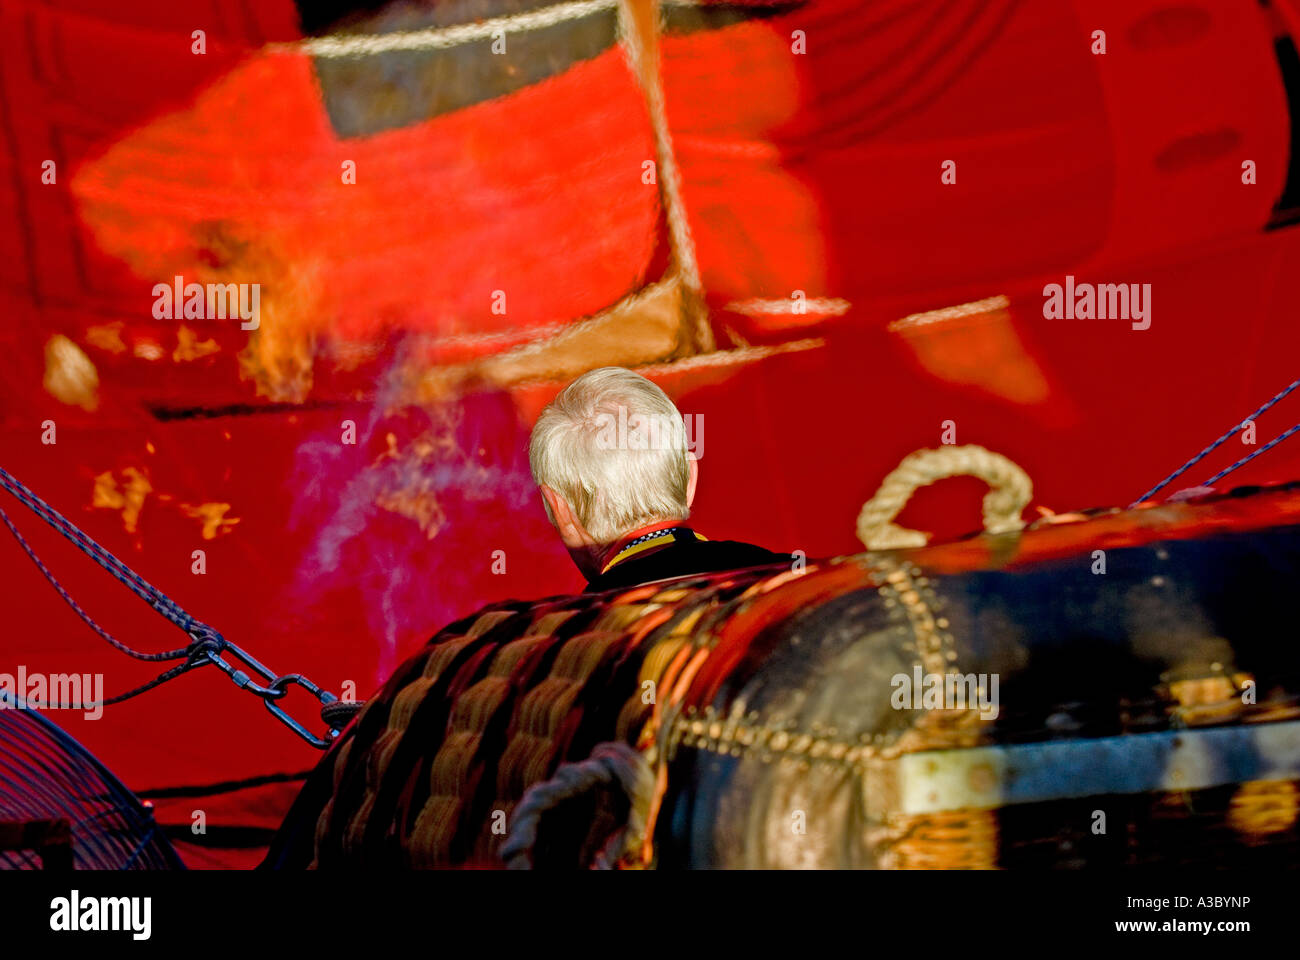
727 297 852 318
617 0 711 352
19 661 198 711
0 470 213 707
0 506 187 662
500 741 654 869
1131 377 1300 506
856 445 1032 550
1202 420 1300 487
0 467 200 641
0 467 341 744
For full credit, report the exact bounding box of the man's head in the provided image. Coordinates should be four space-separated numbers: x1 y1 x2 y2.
529 367 698 575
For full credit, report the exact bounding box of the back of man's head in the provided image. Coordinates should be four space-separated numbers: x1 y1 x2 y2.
529 367 690 544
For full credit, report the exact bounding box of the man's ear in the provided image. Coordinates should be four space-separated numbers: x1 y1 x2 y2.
540 485 593 547
686 457 699 509
539 484 571 531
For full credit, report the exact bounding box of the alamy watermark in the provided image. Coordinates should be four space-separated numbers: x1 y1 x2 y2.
50 891 151 940
1043 275 1151 330
152 275 260 330
890 666 999 720
0 667 104 720
593 407 705 461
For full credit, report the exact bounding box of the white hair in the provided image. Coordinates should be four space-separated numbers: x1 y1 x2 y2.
529 367 690 543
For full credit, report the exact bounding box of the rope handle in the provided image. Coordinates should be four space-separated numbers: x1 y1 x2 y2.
856 444 1032 550
500 741 654 869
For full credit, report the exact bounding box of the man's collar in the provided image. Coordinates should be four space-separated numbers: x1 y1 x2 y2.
598 520 701 575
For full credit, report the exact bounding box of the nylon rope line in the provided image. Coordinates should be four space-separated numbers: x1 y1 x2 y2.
18 661 198 712
0 505 187 662
1201 420 1300 487
0 472 193 630
1 466 340 746
0 466 202 643
1130 376 1300 506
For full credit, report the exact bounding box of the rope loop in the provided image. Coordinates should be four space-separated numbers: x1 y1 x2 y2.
501 741 654 869
856 444 1032 550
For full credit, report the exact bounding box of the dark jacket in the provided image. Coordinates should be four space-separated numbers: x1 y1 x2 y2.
583 527 791 593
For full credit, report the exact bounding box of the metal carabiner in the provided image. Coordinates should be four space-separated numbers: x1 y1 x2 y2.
262 674 339 749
